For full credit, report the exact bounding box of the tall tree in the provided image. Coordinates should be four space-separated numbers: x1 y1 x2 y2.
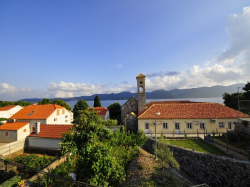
73 99 89 119
93 95 101 107
52 99 71 111
108 102 121 123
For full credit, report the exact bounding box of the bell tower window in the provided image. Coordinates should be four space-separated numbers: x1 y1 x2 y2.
139 86 143 93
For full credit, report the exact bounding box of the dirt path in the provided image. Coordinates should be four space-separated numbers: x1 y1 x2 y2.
120 148 199 187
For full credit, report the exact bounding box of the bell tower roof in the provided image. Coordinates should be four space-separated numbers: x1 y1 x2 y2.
136 73 146 79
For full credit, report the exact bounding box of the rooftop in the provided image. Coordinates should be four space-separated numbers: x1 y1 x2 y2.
0 122 29 130
138 102 249 119
9 104 64 120
29 124 73 139
93 107 109 116
0 105 18 111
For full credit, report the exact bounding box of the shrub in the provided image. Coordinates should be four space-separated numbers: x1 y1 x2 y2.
102 119 118 126
227 131 238 142
1 175 21 187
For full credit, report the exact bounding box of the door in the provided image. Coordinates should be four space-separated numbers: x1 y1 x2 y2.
175 123 180 134
228 122 232 130
145 123 150 134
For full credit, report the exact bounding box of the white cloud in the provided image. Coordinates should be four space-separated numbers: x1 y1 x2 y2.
117 64 123 68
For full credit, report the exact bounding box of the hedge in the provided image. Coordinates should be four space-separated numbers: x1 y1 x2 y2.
1 175 22 187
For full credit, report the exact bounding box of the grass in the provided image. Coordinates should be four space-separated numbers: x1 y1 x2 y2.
166 138 230 157
215 136 250 153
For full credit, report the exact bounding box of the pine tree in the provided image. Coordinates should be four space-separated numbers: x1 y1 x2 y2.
94 95 101 107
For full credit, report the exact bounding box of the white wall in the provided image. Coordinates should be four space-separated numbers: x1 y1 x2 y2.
16 119 46 132
0 105 23 119
46 109 72 124
17 124 30 140
29 137 62 149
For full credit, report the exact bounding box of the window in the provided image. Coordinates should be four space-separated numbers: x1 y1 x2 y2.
145 123 149 129
187 123 192 129
65 115 68 118
139 86 143 93
219 122 224 128
32 127 36 132
54 118 57 121
6 132 8 136
163 123 168 129
28 111 34 116
62 109 65 114
228 122 232 130
23 129 26 132
57 110 60 115
65 120 68 122
200 123 205 129
175 123 180 130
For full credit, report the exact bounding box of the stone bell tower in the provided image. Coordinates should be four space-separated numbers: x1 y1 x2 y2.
136 73 146 112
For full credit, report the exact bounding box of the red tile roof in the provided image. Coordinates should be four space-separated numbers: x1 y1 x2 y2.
0 105 17 111
138 103 250 119
28 124 73 139
9 104 64 120
0 122 29 130
93 107 108 116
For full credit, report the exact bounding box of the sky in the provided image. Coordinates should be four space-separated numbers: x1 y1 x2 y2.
0 0 250 101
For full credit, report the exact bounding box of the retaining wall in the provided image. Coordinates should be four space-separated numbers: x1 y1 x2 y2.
143 138 250 187
28 153 70 181
0 138 28 157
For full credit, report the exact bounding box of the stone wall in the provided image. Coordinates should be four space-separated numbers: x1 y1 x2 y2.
121 97 138 126
143 138 250 187
126 114 138 133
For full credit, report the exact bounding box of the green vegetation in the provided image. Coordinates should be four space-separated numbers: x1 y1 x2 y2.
61 108 147 187
15 154 58 170
0 170 16 184
0 100 32 107
223 81 250 113
101 119 118 126
38 98 71 111
107 102 121 123
215 136 250 153
72 99 89 122
94 95 101 107
0 175 22 187
0 118 7 121
166 139 229 157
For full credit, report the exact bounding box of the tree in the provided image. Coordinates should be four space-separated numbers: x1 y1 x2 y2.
14 100 33 106
107 102 121 123
93 95 101 107
52 99 71 111
73 99 89 120
38 98 52 105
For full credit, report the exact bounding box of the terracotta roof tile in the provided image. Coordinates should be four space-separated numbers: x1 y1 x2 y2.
0 122 29 130
28 124 73 139
9 104 64 120
138 103 250 119
93 107 108 116
0 105 17 111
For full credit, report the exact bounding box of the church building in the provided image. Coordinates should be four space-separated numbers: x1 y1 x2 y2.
121 73 146 133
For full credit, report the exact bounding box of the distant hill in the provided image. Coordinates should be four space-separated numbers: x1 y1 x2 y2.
21 83 245 103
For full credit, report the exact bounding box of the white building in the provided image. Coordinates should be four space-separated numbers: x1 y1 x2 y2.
93 107 110 120
0 105 23 119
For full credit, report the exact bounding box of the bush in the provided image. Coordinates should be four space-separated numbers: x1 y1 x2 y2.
227 131 238 142
1 175 21 187
0 170 16 184
102 119 118 126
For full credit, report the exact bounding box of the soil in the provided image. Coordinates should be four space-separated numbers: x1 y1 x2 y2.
120 148 198 187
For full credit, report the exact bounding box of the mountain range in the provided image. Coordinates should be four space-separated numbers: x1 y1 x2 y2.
21 83 245 103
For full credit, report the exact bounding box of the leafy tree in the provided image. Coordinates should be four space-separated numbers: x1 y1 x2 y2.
93 95 101 107
52 99 71 111
73 99 89 119
38 98 52 105
0 100 32 107
61 108 147 186
108 102 121 123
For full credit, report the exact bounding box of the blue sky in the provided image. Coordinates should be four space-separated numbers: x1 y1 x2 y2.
0 0 250 101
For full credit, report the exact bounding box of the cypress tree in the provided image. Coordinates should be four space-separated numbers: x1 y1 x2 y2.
94 96 101 107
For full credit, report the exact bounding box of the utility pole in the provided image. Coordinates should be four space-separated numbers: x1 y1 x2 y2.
238 87 241 123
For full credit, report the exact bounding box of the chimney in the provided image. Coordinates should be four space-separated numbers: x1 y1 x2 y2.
36 122 40 134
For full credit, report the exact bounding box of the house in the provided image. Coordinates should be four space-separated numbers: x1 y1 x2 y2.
28 122 73 150
93 107 110 120
138 102 249 135
0 105 23 119
8 104 73 132
122 73 250 135
0 122 30 143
